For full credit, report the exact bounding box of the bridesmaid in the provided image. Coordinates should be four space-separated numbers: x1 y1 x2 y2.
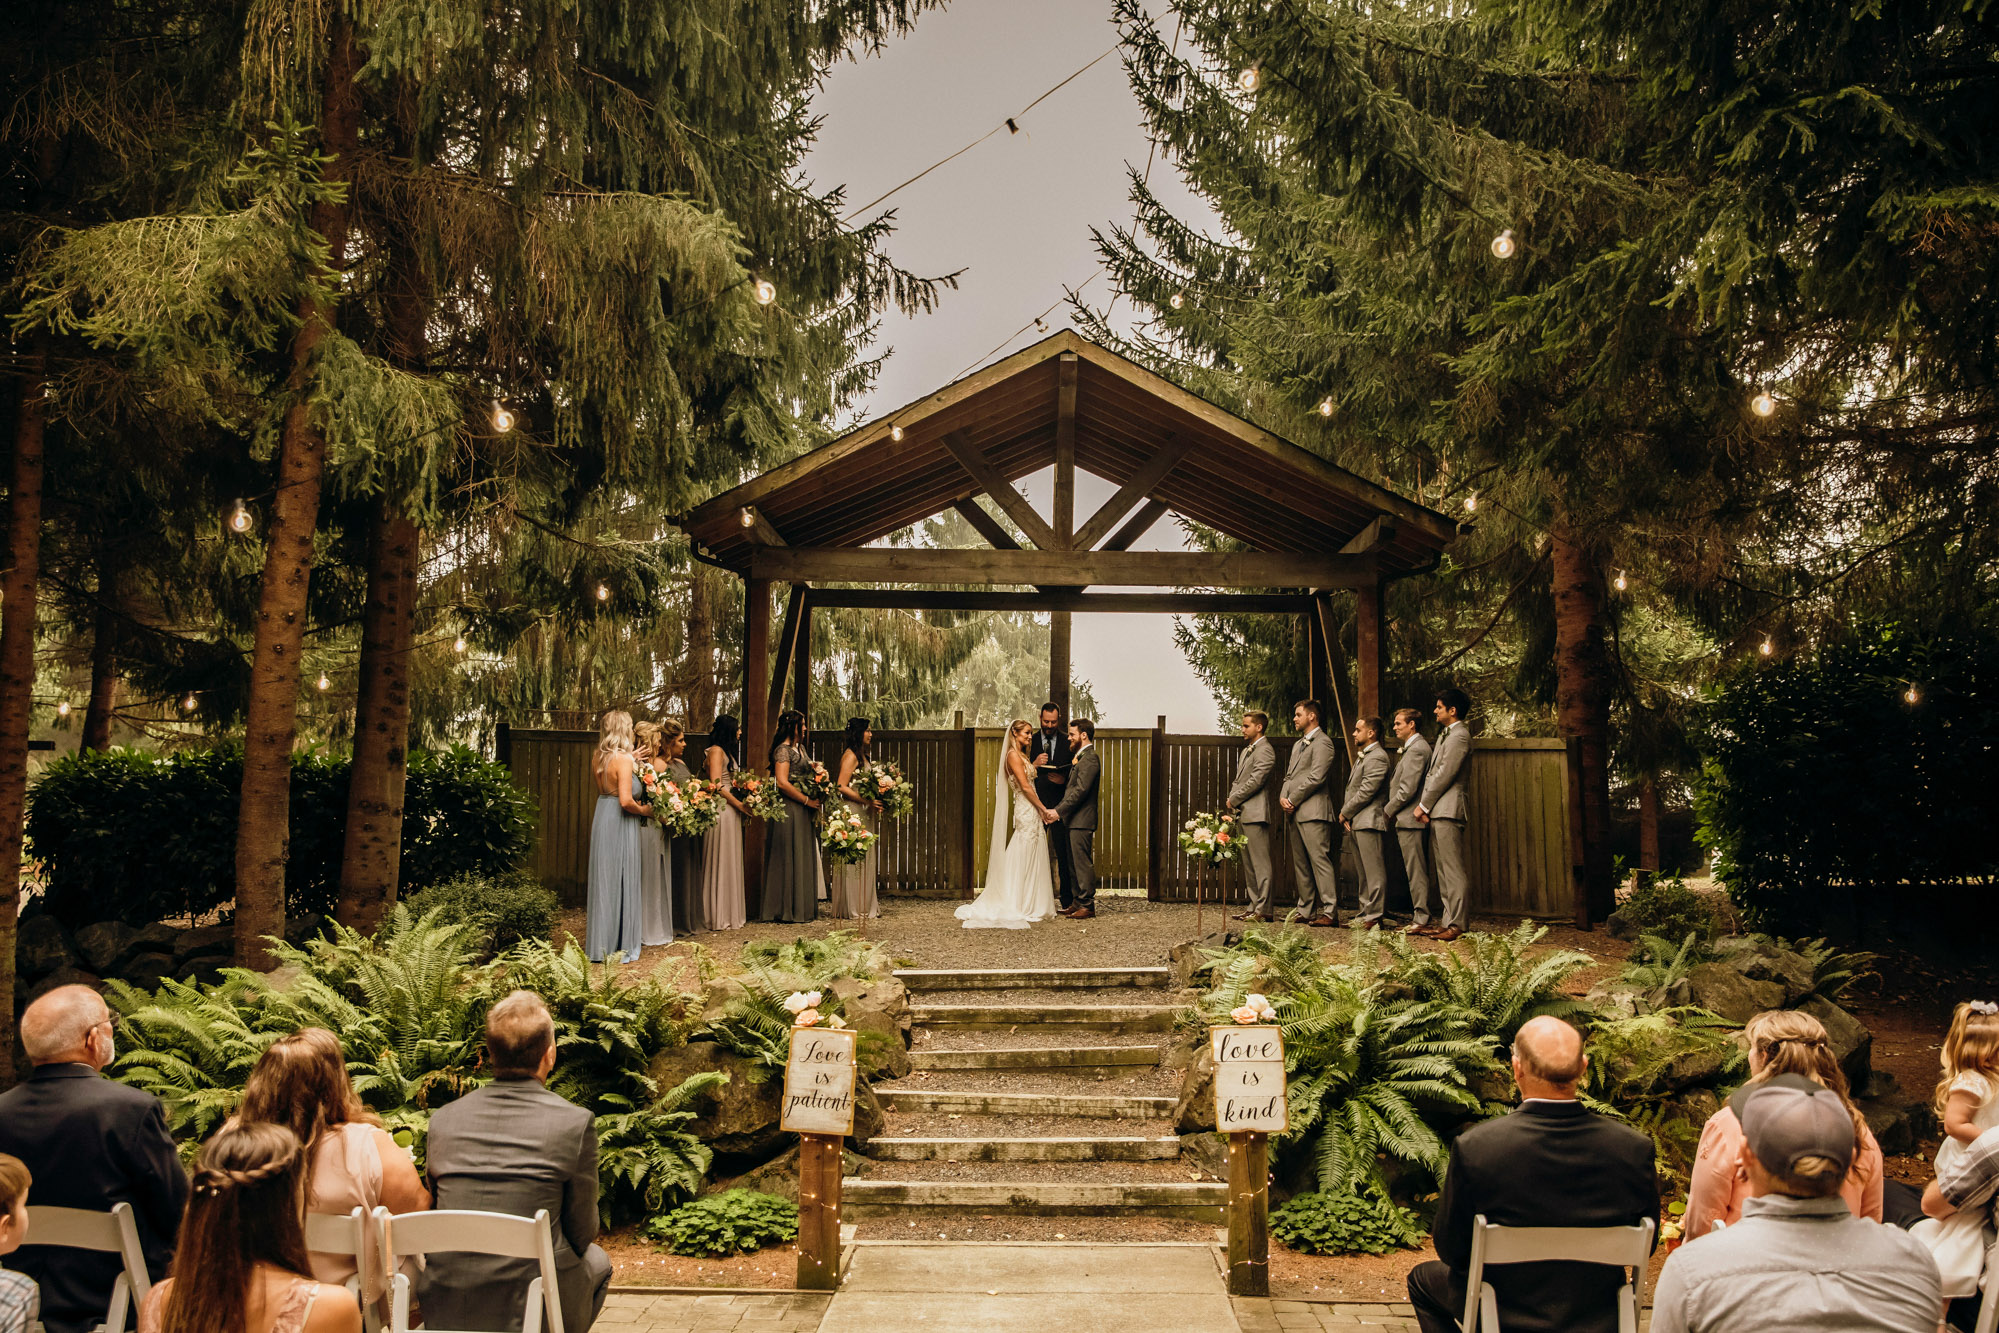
700 714 749 930
829 716 881 919
758 709 821 923
632 721 673 949
585 710 650 963
660 719 703 935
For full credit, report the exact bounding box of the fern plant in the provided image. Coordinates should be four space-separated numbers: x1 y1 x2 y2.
1370 921 1594 1045
699 963 884 1078
595 1071 728 1225
1620 932 1708 1008
1582 1007 1747 1177
738 930 889 983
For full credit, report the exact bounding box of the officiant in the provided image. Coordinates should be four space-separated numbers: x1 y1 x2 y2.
1031 702 1079 911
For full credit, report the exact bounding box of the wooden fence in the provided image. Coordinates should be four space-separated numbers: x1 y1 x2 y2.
501 726 1570 919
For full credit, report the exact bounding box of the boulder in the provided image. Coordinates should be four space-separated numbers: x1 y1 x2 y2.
850 1083 885 1145
16 916 77 980
75 922 142 976
1604 909 1640 942
119 953 176 990
827 976 910 1080
285 915 331 946
1716 938 1815 1005
1651 1042 1730 1095
29 966 102 1001
1169 930 1234 988
1660 1087 1722 1135
647 1039 783 1158
1861 1100 1917 1157
1157 1026 1202 1073
1684 963 1786 1025
1173 1045 1216 1133
174 963 226 989
1179 1131 1229 1181
705 1141 870 1202
131 922 182 956
1860 1071 1901 1101
1585 982 1648 1020
173 924 234 966
1798 995 1871 1092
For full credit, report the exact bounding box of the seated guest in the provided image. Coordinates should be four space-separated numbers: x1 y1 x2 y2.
1408 1016 1658 1333
0 985 187 1333
234 1029 430 1296
138 1123 358 1333
418 991 611 1333
1684 1010 1883 1238
0 1154 38 1333
1650 1074 1942 1333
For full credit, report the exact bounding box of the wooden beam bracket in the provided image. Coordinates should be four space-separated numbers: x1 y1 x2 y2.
1074 437 1192 551
940 430 1063 550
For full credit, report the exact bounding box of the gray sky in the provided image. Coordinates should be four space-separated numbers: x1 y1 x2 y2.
803 0 1228 730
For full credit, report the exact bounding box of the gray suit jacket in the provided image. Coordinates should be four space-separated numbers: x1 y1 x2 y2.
419 1077 601 1333
1419 721 1472 821
1053 744 1101 831
1279 729 1337 822
1387 733 1433 829
1340 742 1393 832
1227 736 1276 823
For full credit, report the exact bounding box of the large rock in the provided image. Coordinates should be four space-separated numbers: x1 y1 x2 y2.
1179 1131 1229 1181
1604 909 1640 942
1799 995 1872 1092
850 1083 885 1144
173 924 235 966
75 922 142 976
648 1040 783 1158
29 966 102 1001
828 976 911 1080
120 953 176 990
1158 1026 1202 1073
705 1141 870 1202
131 922 182 956
1685 963 1786 1025
1169 930 1235 988
1173 1045 1216 1133
1717 938 1815 1005
16 916 77 980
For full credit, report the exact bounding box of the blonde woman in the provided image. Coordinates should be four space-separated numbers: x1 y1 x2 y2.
1682 1009 1883 1239
954 720 1060 929
586 709 650 962
632 721 673 947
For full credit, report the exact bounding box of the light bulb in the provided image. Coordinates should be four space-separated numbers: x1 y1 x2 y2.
1750 391 1777 417
1316 398 1334 417
1490 229 1518 259
1169 291 1185 310
738 506 756 529
228 500 252 533
1035 317 1049 333
57 701 70 717
1614 570 1628 592
1005 118 1020 135
316 673 330 692
182 692 197 712
493 405 515 432
1464 491 1479 512
1759 637 1774 657
1237 66 1260 93
889 424 905 442
596 583 610 601
452 635 467 654
753 279 776 305
1904 685 1921 705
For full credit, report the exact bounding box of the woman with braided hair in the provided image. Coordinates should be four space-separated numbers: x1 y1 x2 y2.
1681 1008 1884 1239
138 1122 358 1333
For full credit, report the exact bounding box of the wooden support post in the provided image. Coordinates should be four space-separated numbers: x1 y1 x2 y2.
1226 1131 1270 1296
1306 610 1332 728
793 596 813 728
958 713 976 898
743 577 772 893
1049 612 1072 719
769 584 807 728
1355 576 1384 721
795 1132 843 1290
1054 353 1077 548
1148 714 1167 901
1566 737 1590 930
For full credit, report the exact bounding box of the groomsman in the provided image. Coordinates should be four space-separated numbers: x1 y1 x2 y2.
1416 687 1474 941
1226 710 1277 922
1279 699 1339 927
1340 716 1393 928
1031 702 1076 909
1385 708 1437 935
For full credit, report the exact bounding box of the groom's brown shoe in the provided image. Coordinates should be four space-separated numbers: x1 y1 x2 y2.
1067 908 1096 920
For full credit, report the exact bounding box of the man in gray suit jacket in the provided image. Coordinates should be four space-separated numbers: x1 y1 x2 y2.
420 991 613 1333
1279 699 1340 926
1385 708 1437 934
1416 687 1474 941
1226 710 1277 921
1339 716 1394 927
1050 718 1102 919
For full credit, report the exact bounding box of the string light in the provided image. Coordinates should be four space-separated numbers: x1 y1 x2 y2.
1759 637 1774 657
1034 317 1049 333
1490 229 1518 259
1904 684 1922 705
889 424 905 442
56 701 70 717
227 500 252 534
1237 66 1261 93
1005 117 1021 135
1170 291 1186 310
492 405 515 432
1316 398 1334 417
316 673 331 692
595 583 610 601
452 635 467 654
1750 391 1778 417
1464 491 1479 512
1614 570 1628 592
738 506 756 529
182 692 197 712
753 279 777 305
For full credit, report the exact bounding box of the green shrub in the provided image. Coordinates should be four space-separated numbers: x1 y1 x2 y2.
406 871 559 956
1271 1191 1426 1256
644 1189 799 1257
1362 921 1594 1046
1616 878 1722 949
26 744 535 926
739 930 889 983
1620 932 1710 1006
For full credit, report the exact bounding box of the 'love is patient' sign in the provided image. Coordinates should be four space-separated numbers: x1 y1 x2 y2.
781 1027 857 1135
1211 1026 1287 1134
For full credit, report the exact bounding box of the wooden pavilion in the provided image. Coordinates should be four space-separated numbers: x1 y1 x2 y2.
676 330 1462 771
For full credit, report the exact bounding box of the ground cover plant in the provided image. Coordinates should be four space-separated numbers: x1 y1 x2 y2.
1270 1191 1427 1256
644 1189 800 1258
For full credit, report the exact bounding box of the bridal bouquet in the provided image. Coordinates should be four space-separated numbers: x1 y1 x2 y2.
1177 808 1242 865
732 770 788 822
792 757 837 806
660 777 723 838
853 759 915 820
820 805 879 866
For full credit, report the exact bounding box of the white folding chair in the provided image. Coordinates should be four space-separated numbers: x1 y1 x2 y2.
1974 1231 1998 1333
382 1209 563 1333
305 1207 382 1333
24 1202 152 1333
1459 1214 1656 1333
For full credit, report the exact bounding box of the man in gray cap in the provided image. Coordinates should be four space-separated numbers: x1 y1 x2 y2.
1650 1073 1943 1332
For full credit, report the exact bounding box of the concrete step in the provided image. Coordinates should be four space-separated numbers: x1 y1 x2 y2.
840 1179 1226 1220
910 1043 1161 1072
910 1002 1178 1032
869 1136 1181 1163
876 1088 1175 1120
895 967 1170 991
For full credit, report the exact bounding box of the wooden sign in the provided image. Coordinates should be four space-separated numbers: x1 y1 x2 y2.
1212 1026 1287 1134
780 1026 857 1135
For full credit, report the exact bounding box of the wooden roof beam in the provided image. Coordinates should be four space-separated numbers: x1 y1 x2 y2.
939 429 1063 550
738 505 788 547
1074 436 1192 551
1339 517 1398 556
748 546 1377 589
806 589 1313 615
1101 499 1171 552
950 498 1022 551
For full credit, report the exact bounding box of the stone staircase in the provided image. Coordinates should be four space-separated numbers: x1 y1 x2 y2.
844 966 1224 1221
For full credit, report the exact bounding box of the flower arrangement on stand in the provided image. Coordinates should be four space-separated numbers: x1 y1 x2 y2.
853 760 915 820
1178 809 1243 864
732 770 788 822
820 806 878 866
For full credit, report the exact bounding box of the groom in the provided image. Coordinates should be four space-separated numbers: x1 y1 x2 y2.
1045 718 1100 919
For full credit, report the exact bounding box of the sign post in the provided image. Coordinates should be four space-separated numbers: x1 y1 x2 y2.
1213 1025 1287 1297
781 1025 856 1291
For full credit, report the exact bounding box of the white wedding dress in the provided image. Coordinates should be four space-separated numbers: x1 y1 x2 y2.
955 757 1058 930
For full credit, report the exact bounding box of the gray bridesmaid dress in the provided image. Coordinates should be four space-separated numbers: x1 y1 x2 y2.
585 762 644 962
638 768 672 946
758 741 821 924
667 758 704 934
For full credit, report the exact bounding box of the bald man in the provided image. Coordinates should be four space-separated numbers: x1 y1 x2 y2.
1407 1016 1659 1333
0 985 187 1333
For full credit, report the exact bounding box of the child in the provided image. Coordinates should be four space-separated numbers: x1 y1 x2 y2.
0 1153 36 1333
1910 1000 1999 1299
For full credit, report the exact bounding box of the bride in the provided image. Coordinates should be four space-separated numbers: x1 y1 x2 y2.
955 719 1061 929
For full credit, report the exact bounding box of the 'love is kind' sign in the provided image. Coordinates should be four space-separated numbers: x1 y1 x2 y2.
781 1026 857 1135
1211 1026 1287 1134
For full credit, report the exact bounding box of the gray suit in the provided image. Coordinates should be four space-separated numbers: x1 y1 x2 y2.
1226 735 1277 917
1419 720 1473 930
1279 728 1338 921
1340 741 1393 921
1053 743 1102 910
419 1077 612 1333
1386 733 1436 925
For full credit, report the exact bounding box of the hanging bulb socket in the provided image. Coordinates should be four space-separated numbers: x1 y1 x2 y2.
1751 391 1778 417
753 279 777 305
1904 684 1922 705
1005 118 1020 135
596 583 611 602
452 635 467 654
227 500 252 534
738 506 756 529
182 692 197 712
315 673 331 692
1169 291 1186 310
1614 570 1628 592
1490 229 1518 259
1237 66 1261 93
1760 637 1774 657
1317 398 1334 418
1035 317 1049 333
493 405 515 432
1464 491 1479 512
889 424 905 442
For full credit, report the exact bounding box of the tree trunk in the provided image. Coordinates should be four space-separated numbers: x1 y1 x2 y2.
0 339 49 1082
1636 776 1662 888
685 569 717 725
80 553 121 751
1549 502 1618 924
335 504 419 933
233 19 359 969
